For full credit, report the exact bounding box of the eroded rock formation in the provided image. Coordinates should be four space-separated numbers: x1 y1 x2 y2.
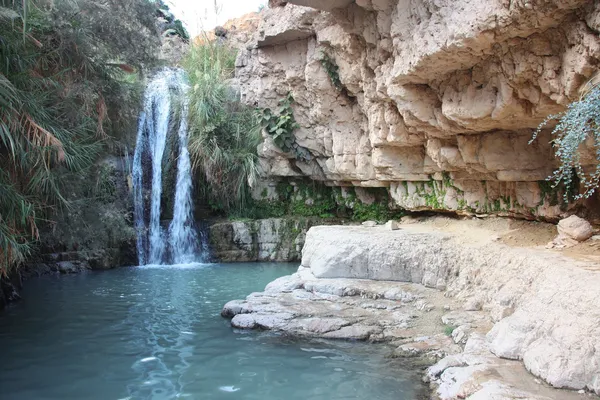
195 12 261 49
235 0 600 220
208 217 338 262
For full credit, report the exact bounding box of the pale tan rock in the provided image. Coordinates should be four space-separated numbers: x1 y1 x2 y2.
194 12 260 48
222 224 599 398
385 220 399 230
222 269 458 343
463 297 482 312
557 215 594 242
230 0 600 221
298 225 600 394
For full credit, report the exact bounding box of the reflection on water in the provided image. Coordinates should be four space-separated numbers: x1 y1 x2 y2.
0 263 427 400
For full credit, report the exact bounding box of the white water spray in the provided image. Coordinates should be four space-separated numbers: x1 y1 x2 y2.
132 69 200 265
168 94 199 264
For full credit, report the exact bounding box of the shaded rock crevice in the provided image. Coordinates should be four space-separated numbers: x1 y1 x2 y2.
208 217 343 262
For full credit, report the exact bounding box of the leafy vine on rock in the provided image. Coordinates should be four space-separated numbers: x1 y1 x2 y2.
259 93 311 161
319 51 343 91
530 83 600 201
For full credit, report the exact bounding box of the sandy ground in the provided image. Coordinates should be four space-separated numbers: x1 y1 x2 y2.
399 214 600 263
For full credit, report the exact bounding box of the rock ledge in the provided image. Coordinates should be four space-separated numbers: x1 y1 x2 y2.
222 223 600 399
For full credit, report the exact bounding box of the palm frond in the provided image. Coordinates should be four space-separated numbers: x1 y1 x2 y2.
0 0 160 275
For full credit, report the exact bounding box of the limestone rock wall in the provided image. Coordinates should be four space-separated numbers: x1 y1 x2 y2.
235 0 600 220
208 217 338 262
195 12 261 49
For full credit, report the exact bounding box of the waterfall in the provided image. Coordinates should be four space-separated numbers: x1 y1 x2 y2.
132 69 200 265
133 111 148 265
168 95 199 264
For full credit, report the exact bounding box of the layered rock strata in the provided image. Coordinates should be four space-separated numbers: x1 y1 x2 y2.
222 222 600 399
209 217 335 262
235 0 600 220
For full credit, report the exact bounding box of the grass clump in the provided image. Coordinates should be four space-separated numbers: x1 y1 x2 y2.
443 325 456 337
182 41 262 215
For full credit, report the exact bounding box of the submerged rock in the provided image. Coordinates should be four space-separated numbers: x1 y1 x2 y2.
222 266 462 358
0 272 22 309
56 261 90 274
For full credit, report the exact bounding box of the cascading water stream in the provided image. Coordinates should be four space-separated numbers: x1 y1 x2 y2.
168 95 199 264
132 69 200 265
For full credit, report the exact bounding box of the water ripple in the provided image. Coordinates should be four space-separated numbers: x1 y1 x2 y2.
0 263 427 400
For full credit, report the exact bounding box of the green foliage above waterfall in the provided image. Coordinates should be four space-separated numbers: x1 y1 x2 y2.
0 0 160 276
182 41 262 215
153 0 190 41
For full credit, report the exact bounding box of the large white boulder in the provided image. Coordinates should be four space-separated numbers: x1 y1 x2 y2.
301 225 454 288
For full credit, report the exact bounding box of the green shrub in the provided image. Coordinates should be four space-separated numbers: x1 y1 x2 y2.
229 181 403 222
259 93 311 161
336 187 404 222
351 202 402 222
0 0 159 275
443 325 456 337
531 84 600 200
93 164 118 203
319 51 343 91
182 41 262 215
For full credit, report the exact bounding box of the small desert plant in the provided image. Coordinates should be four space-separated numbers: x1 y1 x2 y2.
320 51 343 91
259 93 311 161
531 82 600 200
443 325 456 337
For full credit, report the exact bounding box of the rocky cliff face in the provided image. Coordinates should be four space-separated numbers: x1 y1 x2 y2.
26 157 137 275
195 12 261 49
208 217 341 262
235 0 600 220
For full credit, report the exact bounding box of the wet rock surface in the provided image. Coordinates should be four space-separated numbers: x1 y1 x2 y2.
223 266 465 356
0 272 22 310
208 217 343 262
